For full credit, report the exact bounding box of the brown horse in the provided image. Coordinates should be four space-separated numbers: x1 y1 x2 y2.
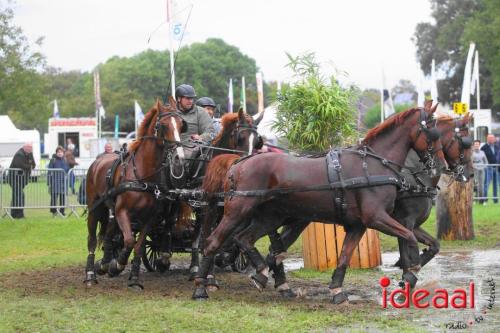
194 105 447 301
84 99 187 288
150 109 262 278
263 112 474 298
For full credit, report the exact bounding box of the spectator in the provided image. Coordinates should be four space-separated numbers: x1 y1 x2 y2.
480 134 499 204
104 142 113 153
8 143 36 219
472 140 488 204
65 144 78 194
48 146 69 216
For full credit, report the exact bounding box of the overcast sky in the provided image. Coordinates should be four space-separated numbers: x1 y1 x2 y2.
12 0 434 90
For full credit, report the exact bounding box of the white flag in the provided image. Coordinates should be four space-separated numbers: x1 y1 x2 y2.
134 100 144 130
461 42 475 105
94 71 106 119
381 69 395 119
470 50 479 96
227 78 233 113
53 99 60 118
417 72 425 107
256 72 264 114
430 59 438 103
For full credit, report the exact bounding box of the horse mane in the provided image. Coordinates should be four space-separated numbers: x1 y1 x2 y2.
363 108 421 145
202 154 240 194
128 104 159 152
212 113 253 146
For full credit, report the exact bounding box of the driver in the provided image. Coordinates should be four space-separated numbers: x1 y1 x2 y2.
174 84 216 176
175 84 215 144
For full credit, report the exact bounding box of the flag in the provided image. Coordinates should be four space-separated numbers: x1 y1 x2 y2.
53 99 60 118
381 69 395 120
134 100 145 133
461 42 475 106
227 78 233 113
256 72 264 114
240 76 246 112
470 50 480 111
94 71 106 119
430 59 438 103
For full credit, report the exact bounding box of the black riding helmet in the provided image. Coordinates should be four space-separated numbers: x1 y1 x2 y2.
175 84 196 100
196 97 216 108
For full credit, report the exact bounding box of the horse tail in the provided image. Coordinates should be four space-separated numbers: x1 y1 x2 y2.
202 154 240 195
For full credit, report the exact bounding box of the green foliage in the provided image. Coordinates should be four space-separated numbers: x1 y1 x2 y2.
274 53 358 151
0 2 50 132
413 0 499 108
363 103 414 130
462 0 500 109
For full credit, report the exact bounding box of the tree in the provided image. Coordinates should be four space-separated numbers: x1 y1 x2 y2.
462 0 500 110
363 103 414 130
0 2 50 133
273 52 358 151
412 0 498 108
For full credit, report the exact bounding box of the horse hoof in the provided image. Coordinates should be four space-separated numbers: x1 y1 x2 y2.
206 277 220 292
108 259 124 277
192 287 209 300
401 271 418 289
94 260 108 275
278 288 297 298
250 273 268 291
83 271 98 287
331 291 349 305
128 282 144 291
155 259 170 273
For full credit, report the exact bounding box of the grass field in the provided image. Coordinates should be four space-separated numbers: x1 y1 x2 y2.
0 206 498 332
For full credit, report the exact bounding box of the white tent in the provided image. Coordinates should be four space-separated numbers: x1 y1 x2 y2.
0 116 40 170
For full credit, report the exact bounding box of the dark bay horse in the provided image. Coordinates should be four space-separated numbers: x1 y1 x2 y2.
84 99 187 288
262 112 474 297
194 106 447 302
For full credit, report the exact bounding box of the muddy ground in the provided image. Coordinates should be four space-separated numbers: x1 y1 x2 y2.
1 250 499 332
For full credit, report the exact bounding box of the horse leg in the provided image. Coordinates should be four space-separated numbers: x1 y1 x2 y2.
188 212 203 281
267 220 309 298
192 254 216 300
108 208 135 277
329 225 366 304
84 210 99 286
364 211 419 287
128 221 152 291
412 227 440 268
95 220 117 275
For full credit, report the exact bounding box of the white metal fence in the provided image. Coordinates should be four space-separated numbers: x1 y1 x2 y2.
0 164 499 219
1 168 88 219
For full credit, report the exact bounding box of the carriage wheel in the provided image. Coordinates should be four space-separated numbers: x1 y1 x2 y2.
231 251 250 273
142 233 164 272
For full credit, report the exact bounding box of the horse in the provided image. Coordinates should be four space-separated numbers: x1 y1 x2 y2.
193 105 448 301
84 98 188 288
262 112 474 298
150 108 263 279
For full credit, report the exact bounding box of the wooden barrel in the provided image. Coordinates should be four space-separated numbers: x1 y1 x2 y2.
302 223 381 270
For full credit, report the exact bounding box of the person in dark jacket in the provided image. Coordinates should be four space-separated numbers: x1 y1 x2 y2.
48 146 70 216
480 134 499 203
8 143 36 219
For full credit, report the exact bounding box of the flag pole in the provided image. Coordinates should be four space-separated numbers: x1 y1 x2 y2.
167 0 176 97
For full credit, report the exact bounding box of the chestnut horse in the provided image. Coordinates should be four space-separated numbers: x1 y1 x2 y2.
194 106 447 301
263 112 474 298
84 99 187 288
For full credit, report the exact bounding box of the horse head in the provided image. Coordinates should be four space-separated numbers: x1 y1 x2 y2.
153 98 187 162
214 108 262 156
437 112 474 182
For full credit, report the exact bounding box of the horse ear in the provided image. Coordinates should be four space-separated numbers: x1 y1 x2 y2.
238 108 245 123
155 98 162 111
463 112 473 124
168 96 176 110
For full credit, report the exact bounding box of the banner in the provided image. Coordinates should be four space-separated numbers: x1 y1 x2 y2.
227 78 233 113
93 71 105 119
240 76 246 112
53 100 60 119
256 72 264 114
134 100 145 134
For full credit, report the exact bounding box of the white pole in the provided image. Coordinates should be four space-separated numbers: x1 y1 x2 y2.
167 0 176 97
461 42 475 106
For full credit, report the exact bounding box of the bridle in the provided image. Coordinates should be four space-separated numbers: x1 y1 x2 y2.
414 108 443 173
441 120 473 181
232 123 261 155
